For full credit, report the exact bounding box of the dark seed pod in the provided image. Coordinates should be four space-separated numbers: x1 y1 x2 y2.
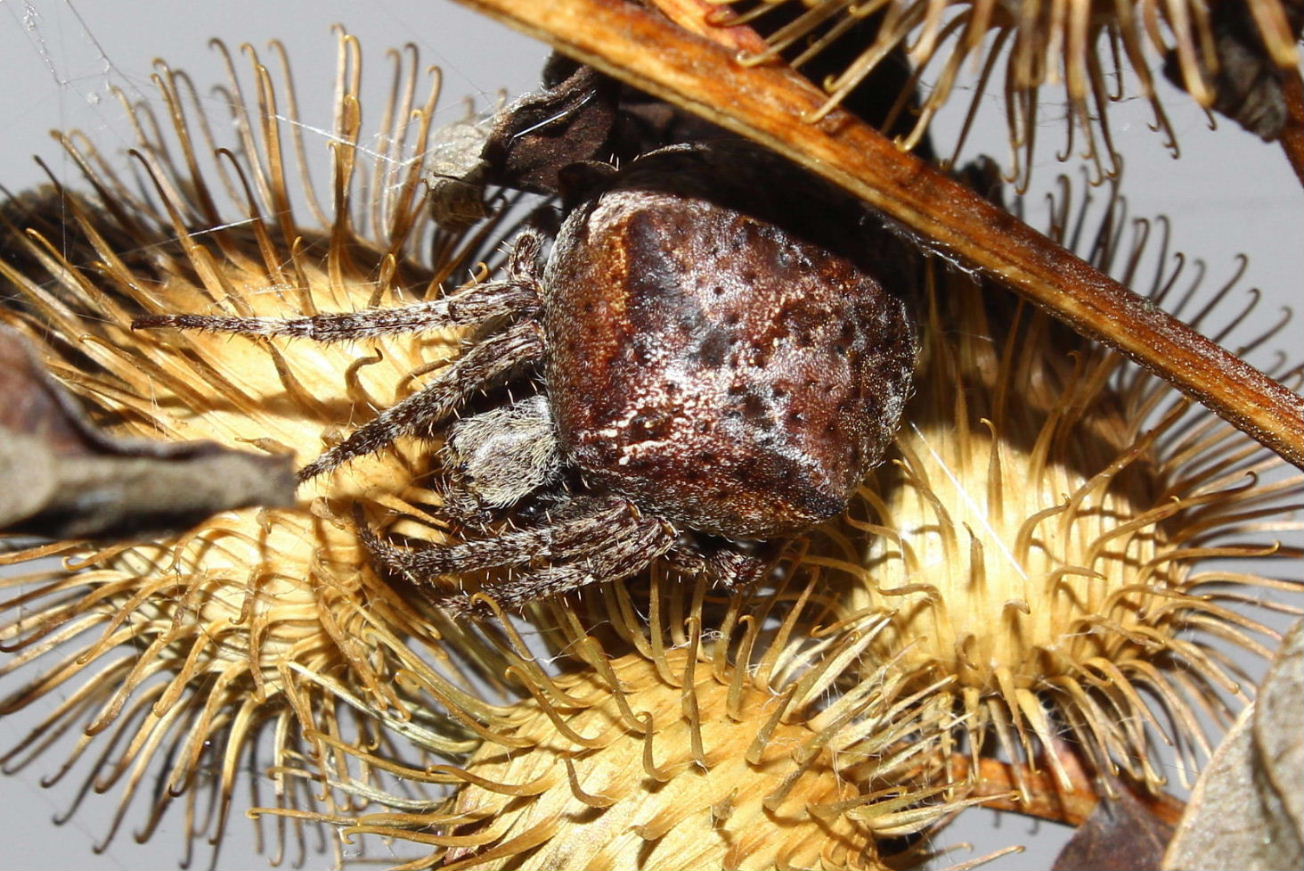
544 143 918 538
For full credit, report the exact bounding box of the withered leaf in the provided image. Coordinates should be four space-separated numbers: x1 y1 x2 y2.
425 58 620 230
425 110 498 231
0 325 296 540
479 58 619 197
1053 783 1176 871
1254 618 1304 843
1163 619 1304 870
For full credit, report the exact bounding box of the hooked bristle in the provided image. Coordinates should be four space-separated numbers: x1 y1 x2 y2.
287 571 983 871
806 176 1303 796
705 0 1301 188
1 28 511 865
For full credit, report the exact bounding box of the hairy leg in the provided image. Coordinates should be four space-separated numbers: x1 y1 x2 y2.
132 281 539 339
484 517 676 612
664 537 779 591
299 318 545 480
359 497 679 612
131 231 545 340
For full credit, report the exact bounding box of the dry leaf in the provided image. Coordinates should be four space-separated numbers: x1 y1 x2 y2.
1252 618 1304 855
0 325 296 540
482 58 619 194
1163 619 1304 870
1053 785 1176 871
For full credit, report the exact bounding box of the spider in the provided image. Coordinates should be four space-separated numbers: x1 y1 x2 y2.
135 142 918 613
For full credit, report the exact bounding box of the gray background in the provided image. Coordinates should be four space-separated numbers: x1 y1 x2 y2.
1 2 1300 869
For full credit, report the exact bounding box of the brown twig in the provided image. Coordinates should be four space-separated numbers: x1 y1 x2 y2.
646 0 768 53
1280 64 1304 189
949 755 1187 829
450 0 1304 470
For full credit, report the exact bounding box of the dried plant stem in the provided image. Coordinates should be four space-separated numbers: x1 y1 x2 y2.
451 0 1304 470
950 756 1187 829
1281 66 1304 189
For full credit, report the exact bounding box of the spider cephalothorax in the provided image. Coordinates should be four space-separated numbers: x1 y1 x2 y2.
138 142 918 611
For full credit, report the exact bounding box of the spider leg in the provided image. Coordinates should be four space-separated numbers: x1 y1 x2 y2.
298 318 544 480
486 515 675 611
665 537 780 591
362 499 634 576
360 498 678 613
131 281 538 340
131 230 545 340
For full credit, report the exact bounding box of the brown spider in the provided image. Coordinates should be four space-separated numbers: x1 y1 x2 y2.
136 141 918 612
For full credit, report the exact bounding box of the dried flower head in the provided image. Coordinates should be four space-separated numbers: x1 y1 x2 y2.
308 573 981 871
807 177 1303 794
705 0 1302 187
1 30 512 863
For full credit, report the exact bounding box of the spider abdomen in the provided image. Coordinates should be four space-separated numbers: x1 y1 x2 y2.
544 155 917 539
